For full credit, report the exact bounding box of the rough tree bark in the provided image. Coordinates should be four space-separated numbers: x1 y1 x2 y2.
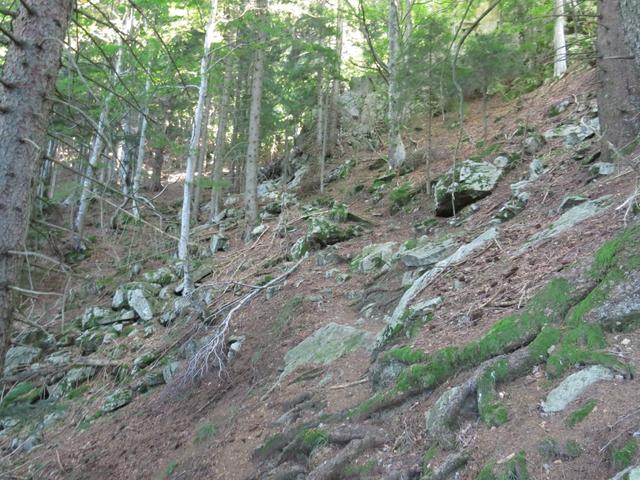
210 27 235 220
325 0 343 158
620 0 640 69
178 0 219 295
244 0 268 238
192 93 213 217
0 0 74 375
597 0 640 160
553 0 568 78
132 75 152 220
387 0 406 169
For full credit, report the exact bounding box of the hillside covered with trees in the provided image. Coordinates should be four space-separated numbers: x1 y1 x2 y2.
1 0 640 479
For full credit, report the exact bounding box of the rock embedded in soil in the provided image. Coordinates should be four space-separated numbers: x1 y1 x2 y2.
611 466 640 480
351 242 398 274
101 388 133 413
4 346 42 376
433 160 504 217
281 322 374 379
542 365 614 413
398 238 457 268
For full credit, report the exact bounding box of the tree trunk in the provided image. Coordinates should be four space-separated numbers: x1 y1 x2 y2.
244 0 268 238
0 0 73 376
132 75 152 220
326 0 343 158
73 13 131 250
387 0 406 170
553 0 568 78
192 93 212 218
620 0 640 69
178 0 219 296
597 0 640 160
210 28 235 220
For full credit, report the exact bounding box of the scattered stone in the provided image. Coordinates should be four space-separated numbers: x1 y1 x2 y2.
127 288 157 321
281 323 374 378
210 233 229 254
51 367 97 398
4 346 42 375
399 238 457 268
519 196 610 253
611 466 640 480
542 365 614 413
142 267 176 286
112 282 161 310
548 99 571 117
559 195 588 211
523 134 545 155
537 438 584 460
434 160 504 217
316 246 342 267
160 296 194 326
543 118 600 145
75 329 105 355
162 361 182 384
529 158 545 179
227 335 246 362
101 388 132 413
589 162 615 177
492 155 510 169
351 242 398 274
493 197 527 223
14 329 56 353
583 270 640 331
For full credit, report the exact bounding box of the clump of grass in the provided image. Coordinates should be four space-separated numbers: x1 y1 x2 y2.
165 461 178 477
566 399 597 428
193 423 217 444
612 438 638 470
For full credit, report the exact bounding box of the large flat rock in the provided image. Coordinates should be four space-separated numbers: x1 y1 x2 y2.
542 365 614 413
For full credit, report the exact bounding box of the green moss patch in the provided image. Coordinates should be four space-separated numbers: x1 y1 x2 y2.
566 399 597 428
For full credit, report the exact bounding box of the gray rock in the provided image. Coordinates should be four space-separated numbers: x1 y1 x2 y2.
559 195 588 211
529 158 545 180
142 267 176 286
399 239 457 268
51 367 96 398
4 346 42 375
548 99 571 117
411 297 443 316
101 388 132 412
492 155 510 169
542 365 614 413
519 197 610 253
351 242 398 274
210 234 229 254
112 282 161 310
316 246 342 267
162 361 182 384
543 118 600 145
81 307 112 329
160 297 193 326
369 357 406 390
281 323 374 378
127 288 156 321
493 197 527 223
14 329 56 352
611 466 640 480
523 135 545 155
75 329 105 355
589 162 615 176
583 270 640 331
434 160 504 217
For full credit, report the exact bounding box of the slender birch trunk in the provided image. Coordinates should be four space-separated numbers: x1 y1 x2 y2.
178 0 219 296
132 75 152 220
243 0 268 238
388 0 406 169
553 0 568 78
73 12 131 250
192 93 212 218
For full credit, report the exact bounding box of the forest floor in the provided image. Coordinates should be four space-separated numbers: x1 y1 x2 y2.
3 66 640 480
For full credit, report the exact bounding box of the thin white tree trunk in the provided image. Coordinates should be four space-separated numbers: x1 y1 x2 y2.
388 0 406 169
326 0 343 157
192 93 212 217
73 11 131 250
178 0 219 295
244 0 268 238
132 75 151 220
553 0 568 78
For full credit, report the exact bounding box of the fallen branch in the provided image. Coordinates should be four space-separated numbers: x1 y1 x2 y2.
182 255 306 382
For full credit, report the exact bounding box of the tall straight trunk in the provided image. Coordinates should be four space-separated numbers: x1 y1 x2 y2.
597 0 640 160
132 75 152 220
0 0 73 375
620 0 640 70
316 73 324 150
387 0 406 170
178 0 219 296
244 0 268 238
553 0 568 78
73 12 131 250
192 93 212 218
150 100 171 192
210 32 236 220
326 0 343 158
320 90 329 194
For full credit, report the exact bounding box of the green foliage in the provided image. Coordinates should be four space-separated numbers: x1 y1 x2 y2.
165 461 178 477
477 360 509 426
342 459 376 477
193 423 217 445
613 438 639 470
566 399 598 428
298 428 329 453
0 383 41 410
389 182 417 209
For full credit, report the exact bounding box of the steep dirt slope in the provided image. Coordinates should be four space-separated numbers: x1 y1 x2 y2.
2 67 640 480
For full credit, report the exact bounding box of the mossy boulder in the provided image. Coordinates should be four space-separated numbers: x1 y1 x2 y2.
434 160 504 217
351 242 398 274
3 346 42 376
0 382 42 411
101 388 132 413
142 267 176 286
281 323 374 378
